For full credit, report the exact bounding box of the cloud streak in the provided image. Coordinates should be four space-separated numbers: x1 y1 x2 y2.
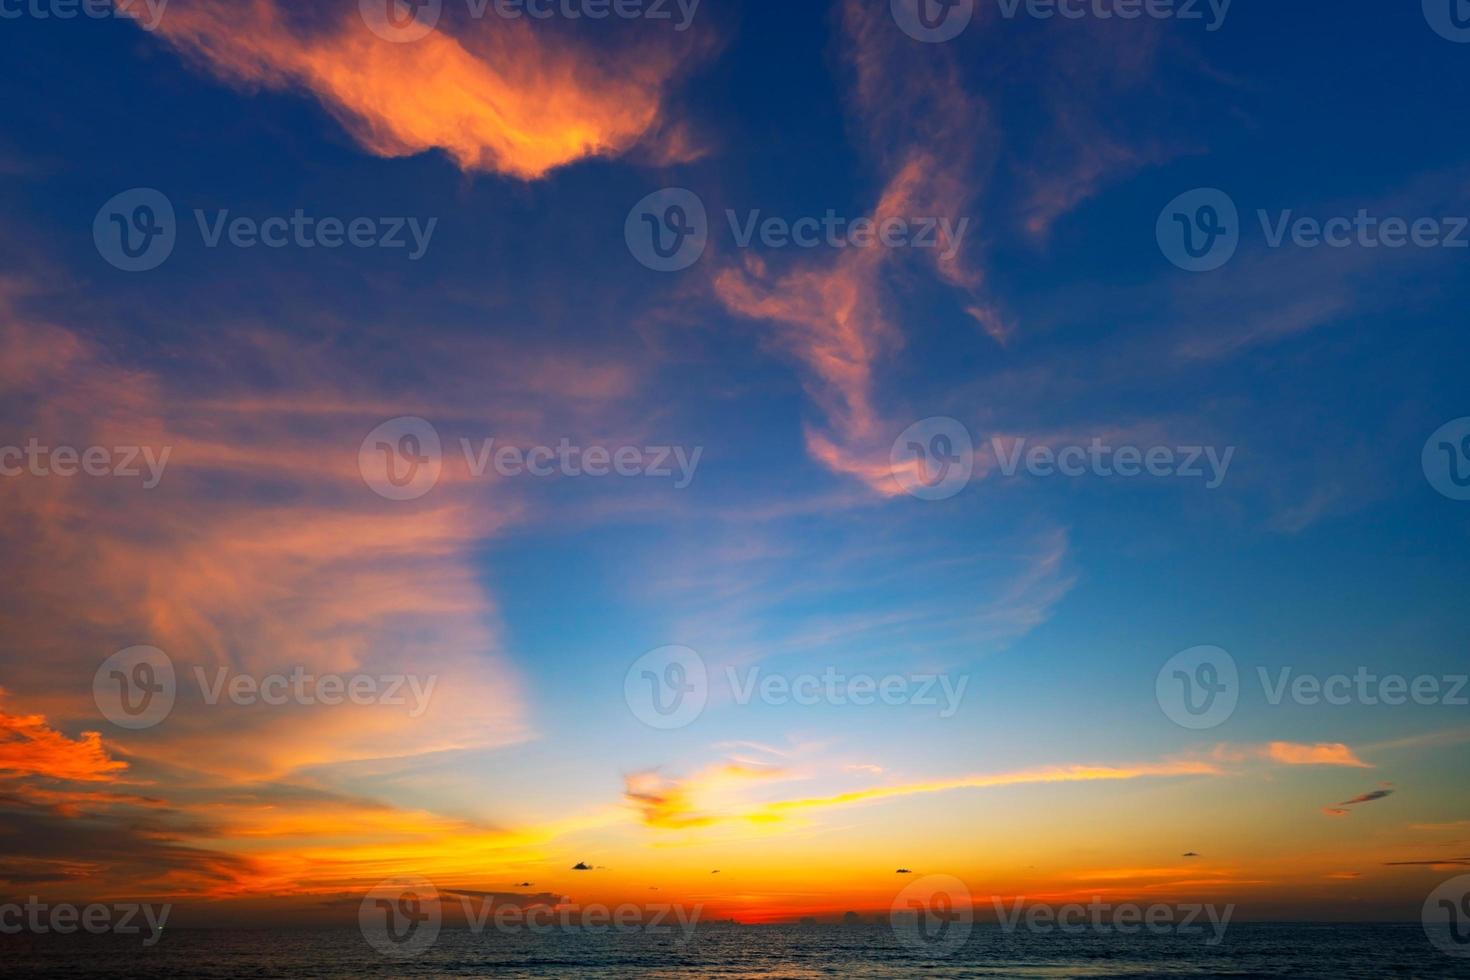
142 0 711 178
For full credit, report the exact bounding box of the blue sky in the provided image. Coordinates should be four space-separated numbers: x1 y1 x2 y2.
1 0 1468 924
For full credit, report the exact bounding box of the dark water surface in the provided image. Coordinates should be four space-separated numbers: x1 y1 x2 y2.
6 923 1469 978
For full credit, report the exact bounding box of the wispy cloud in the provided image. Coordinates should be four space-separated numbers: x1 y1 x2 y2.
1323 785 1394 817
0 699 128 784
140 0 713 178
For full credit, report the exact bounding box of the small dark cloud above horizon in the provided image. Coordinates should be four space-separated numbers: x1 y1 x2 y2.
1324 786 1394 817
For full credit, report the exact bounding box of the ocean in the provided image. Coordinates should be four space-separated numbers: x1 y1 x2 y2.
6 923 1469 978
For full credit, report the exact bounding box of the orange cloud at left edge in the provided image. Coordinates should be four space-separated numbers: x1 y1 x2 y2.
146 0 709 179
0 703 128 783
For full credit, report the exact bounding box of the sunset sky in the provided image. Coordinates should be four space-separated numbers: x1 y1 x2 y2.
2 0 1469 929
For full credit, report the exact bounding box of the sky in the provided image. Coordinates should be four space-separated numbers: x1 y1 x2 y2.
2 0 1470 933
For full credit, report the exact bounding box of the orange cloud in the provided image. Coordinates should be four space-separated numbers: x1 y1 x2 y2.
1265 742 1371 768
711 1 1005 492
625 763 789 830
143 0 710 178
0 702 128 783
0 290 552 781
627 757 1220 830
626 739 1385 834
0 265 687 906
1209 742 1371 768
